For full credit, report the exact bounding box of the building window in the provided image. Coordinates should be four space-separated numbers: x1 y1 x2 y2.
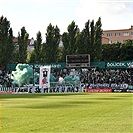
109 40 112 44
115 33 120 36
131 32 133 36
107 33 112 37
115 40 119 43
123 32 129 36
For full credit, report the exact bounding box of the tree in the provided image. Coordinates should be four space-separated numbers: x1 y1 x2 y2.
57 45 64 62
67 21 79 54
76 20 91 54
6 28 15 63
120 40 133 61
28 50 36 63
62 21 79 61
101 43 121 61
0 16 14 65
90 20 95 61
84 20 91 54
94 17 102 61
45 23 60 63
76 31 85 54
34 31 42 63
40 42 46 63
62 32 69 61
18 27 29 63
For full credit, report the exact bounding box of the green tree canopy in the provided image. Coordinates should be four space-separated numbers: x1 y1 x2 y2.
0 16 14 65
45 23 60 63
34 31 42 63
18 27 29 63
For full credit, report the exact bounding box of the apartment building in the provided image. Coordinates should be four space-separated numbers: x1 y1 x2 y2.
102 25 133 44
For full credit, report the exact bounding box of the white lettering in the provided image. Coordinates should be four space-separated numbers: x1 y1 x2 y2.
107 62 126 67
127 62 133 68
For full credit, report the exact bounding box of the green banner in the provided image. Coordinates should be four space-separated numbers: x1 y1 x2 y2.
6 64 17 71
106 61 133 69
30 62 66 70
6 60 133 71
6 62 66 71
90 62 105 69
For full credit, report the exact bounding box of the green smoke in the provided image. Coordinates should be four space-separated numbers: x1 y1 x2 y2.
11 64 33 87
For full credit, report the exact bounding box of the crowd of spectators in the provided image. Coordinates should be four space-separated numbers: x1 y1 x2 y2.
80 69 133 85
0 70 12 87
0 68 133 88
51 68 133 85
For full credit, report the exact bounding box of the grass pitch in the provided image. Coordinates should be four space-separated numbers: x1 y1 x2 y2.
0 93 133 133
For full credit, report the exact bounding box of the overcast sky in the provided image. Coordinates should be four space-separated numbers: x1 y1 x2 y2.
0 0 133 40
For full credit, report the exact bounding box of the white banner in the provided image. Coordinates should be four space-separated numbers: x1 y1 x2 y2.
39 66 51 89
